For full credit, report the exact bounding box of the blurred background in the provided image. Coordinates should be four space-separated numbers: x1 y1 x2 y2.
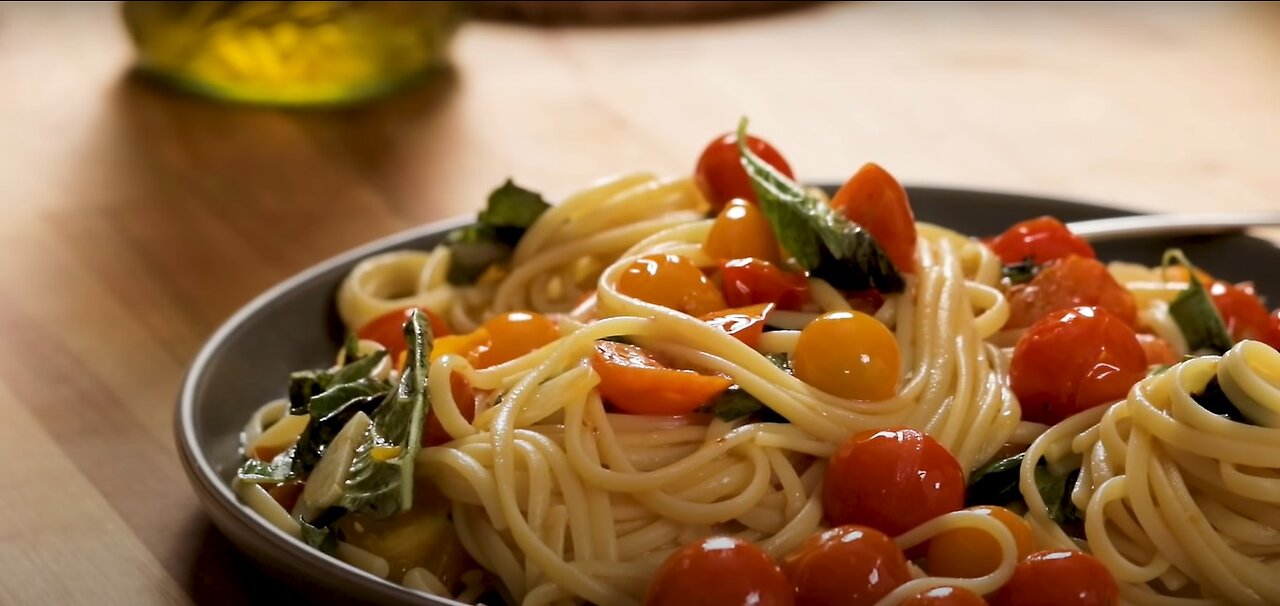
0 1 1277 604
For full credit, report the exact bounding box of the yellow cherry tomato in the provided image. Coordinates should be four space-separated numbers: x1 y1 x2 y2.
616 253 727 317
430 311 559 369
474 312 560 368
925 505 1035 579
792 311 900 400
702 199 781 263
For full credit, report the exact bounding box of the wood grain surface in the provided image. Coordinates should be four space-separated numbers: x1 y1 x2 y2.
0 2 1277 604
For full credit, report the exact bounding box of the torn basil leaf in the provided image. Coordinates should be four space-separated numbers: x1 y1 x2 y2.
445 180 550 285
339 310 434 517
736 118 904 293
1165 250 1233 354
967 452 1083 526
300 520 338 555
237 447 297 484
287 350 388 415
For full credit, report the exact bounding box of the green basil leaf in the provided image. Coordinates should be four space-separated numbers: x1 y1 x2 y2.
300 520 338 555
735 118 904 294
308 379 391 422
480 180 551 242
343 333 361 364
331 350 387 385
966 453 1024 507
1165 250 1233 354
236 447 297 484
339 310 434 517
444 180 550 284
1037 466 1084 525
288 369 332 416
698 354 792 423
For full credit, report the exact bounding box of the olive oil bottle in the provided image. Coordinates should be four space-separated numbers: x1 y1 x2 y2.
122 1 462 106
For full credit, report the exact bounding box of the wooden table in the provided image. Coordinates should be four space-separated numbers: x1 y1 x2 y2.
1 2 1277 604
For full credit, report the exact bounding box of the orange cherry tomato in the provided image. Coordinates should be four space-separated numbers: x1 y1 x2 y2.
356 307 452 360
781 525 912 606
1010 307 1147 425
1136 333 1178 367
828 163 918 274
925 506 1034 579
701 303 773 349
1006 256 1137 329
422 373 476 447
645 536 794 606
720 258 810 310
592 341 732 415
901 587 989 606
823 427 965 536
987 216 1095 266
793 311 901 401
617 253 727 317
703 199 782 264
473 311 560 368
989 550 1119 606
1208 280 1271 343
695 131 795 213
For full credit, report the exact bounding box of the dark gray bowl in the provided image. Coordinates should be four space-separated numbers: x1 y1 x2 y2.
176 187 1280 605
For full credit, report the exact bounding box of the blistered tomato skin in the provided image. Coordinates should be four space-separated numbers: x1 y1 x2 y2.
781 525 911 606
989 550 1119 606
828 162 918 274
695 132 795 213
987 216 1096 266
1010 306 1147 425
822 427 965 536
1006 256 1137 328
792 311 901 401
644 536 794 606
617 253 727 317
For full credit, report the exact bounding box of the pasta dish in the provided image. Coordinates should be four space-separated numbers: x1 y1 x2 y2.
231 120 1280 606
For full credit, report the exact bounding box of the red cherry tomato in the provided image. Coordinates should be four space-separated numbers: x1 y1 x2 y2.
1010 307 1147 425
422 373 476 447
989 550 1119 606
1262 310 1280 350
987 216 1095 266
695 131 795 213
781 525 911 606
901 587 989 606
1208 280 1272 344
822 427 965 536
720 258 810 310
645 536 794 606
356 307 452 361
829 163 918 273
1006 256 1137 328
701 303 774 349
